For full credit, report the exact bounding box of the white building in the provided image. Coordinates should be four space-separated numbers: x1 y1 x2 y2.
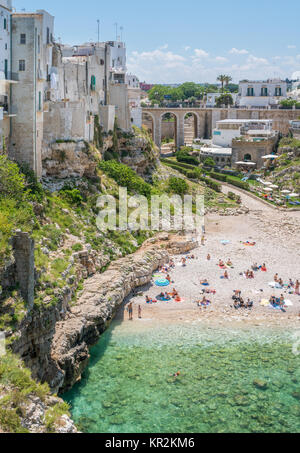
213 119 274 147
237 79 287 108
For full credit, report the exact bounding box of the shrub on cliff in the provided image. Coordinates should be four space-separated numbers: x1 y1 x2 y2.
99 160 153 198
168 176 189 195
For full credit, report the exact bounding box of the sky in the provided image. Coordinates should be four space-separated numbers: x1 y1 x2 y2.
12 0 300 84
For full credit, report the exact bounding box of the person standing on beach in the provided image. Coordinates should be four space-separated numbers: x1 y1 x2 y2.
128 303 133 321
138 305 142 319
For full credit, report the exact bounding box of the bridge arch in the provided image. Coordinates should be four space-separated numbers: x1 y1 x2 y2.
183 111 200 146
160 111 179 152
142 111 156 142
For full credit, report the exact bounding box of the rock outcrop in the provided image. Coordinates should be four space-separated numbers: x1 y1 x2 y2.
11 234 197 395
49 235 197 393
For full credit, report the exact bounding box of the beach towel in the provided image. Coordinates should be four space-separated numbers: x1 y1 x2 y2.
155 279 170 287
269 282 283 289
201 282 210 286
221 240 230 245
260 299 270 306
284 300 293 307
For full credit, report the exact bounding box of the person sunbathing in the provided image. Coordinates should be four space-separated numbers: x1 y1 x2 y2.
295 280 300 295
261 264 267 272
171 288 178 297
274 273 279 282
234 300 240 309
240 297 245 308
278 278 283 287
207 254 211 261
164 293 171 301
224 271 229 279
269 295 276 306
249 271 254 279
219 259 225 267
246 299 254 309
252 263 259 271
166 274 171 283
288 279 294 289
279 295 285 308
201 279 209 285
181 258 187 266
227 259 233 267
146 296 152 304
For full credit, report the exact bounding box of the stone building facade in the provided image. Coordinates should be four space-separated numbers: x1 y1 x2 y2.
9 10 54 177
232 135 278 169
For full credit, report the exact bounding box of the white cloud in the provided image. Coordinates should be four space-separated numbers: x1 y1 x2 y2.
215 56 228 63
247 55 269 65
287 45 296 49
184 46 191 51
229 48 249 55
127 45 298 84
193 49 209 58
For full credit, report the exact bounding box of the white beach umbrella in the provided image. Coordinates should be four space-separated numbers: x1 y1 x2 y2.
281 190 291 194
264 182 273 186
264 188 273 192
262 155 277 159
270 185 279 189
289 193 299 197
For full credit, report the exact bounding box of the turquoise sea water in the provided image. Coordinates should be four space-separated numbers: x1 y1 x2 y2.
63 322 300 433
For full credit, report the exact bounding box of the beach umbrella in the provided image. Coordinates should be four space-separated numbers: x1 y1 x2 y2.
281 190 291 194
264 182 273 186
262 155 278 159
270 185 279 189
264 188 273 192
289 193 299 197
155 279 170 287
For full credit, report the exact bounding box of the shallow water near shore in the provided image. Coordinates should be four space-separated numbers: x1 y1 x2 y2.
63 322 300 433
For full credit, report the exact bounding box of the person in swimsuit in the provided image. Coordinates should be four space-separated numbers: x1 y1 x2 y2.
128 303 133 320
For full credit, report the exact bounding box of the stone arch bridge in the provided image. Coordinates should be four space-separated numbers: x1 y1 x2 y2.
142 107 299 150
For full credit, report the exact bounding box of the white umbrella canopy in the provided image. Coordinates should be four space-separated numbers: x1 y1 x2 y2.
264 188 273 192
270 185 279 189
289 193 299 197
262 155 278 159
281 190 291 194
264 182 273 186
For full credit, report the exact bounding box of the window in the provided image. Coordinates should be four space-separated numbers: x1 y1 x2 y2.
247 87 254 96
244 154 252 162
275 87 282 96
38 35 40 53
38 91 42 111
20 34 26 45
19 60 25 71
261 87 268 96
47 27 50 44
5 44 7 50
4 18 7 30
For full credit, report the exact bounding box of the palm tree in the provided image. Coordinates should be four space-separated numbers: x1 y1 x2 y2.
224 75 233 89
217 75 227 92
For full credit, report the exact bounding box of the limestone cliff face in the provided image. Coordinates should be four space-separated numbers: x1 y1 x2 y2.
42 141 98 179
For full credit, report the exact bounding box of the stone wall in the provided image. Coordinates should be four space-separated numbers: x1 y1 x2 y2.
0 232 35 307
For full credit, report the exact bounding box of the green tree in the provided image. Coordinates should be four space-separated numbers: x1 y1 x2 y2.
215 93 234 107
203 157 215 167
217 75 227 92
0 155 26 200
168 176 189 195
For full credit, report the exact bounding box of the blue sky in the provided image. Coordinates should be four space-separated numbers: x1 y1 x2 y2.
13 0 300 83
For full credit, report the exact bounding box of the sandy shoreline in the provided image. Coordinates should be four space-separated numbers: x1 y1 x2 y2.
116 188 300 332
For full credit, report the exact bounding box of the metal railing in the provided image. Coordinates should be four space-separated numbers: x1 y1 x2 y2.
0 71 19 82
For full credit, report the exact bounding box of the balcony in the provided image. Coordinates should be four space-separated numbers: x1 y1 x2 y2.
0 71 19 83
